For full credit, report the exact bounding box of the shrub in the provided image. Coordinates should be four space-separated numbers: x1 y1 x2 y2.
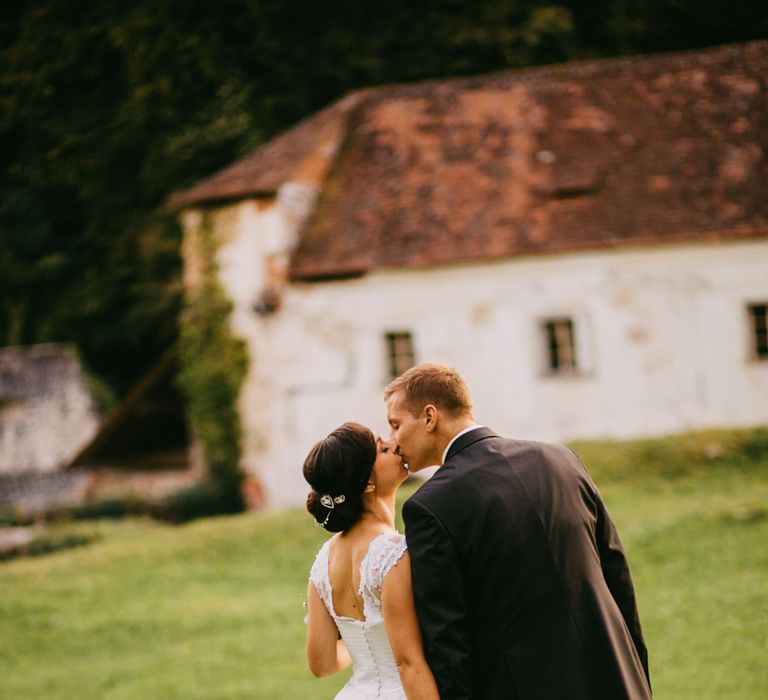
149 477 243 524
741 426 768 462
0 532 97 562
68 497 146 521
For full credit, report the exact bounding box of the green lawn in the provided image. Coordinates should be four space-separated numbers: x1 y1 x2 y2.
1 429 767 699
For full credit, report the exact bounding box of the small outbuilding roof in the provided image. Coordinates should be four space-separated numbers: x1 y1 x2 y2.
171 41 768 280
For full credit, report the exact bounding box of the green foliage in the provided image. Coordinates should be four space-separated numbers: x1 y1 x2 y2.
1 429 767 698
68 497 145 521
176 214 248 510
149 477 246 524
0 2 252 391
741 426 768 462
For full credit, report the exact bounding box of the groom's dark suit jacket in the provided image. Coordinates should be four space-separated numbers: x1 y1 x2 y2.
403 427 651 700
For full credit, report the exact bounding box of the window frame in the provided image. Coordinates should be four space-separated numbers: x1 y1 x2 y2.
384 331 416 381
537 313 592 378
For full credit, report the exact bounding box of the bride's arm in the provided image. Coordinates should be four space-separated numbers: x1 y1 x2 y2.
382 552 441 699
306 581 352 677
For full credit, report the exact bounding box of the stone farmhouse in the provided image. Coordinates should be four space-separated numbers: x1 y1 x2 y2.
171 41 768 509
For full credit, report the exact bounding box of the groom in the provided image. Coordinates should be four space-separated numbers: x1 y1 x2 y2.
386 363 651 699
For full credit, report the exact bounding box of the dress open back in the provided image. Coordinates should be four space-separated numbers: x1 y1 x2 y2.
309 532 408 699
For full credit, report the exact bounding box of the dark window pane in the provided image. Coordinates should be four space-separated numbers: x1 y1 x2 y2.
542 318 577 374
545 321 560 370
749 304 768 359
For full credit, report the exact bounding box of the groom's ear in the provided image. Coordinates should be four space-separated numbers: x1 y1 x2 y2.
423 404 438 433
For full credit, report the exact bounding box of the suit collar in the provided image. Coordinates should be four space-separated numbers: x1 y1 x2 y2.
444 425 499 463
441 424 482 464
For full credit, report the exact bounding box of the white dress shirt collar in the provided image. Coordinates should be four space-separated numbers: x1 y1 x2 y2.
441 424 483 465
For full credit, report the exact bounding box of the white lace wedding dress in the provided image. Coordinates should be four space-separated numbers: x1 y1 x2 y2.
309 531 408 699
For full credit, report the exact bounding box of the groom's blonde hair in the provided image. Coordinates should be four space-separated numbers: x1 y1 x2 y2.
385 363 473 418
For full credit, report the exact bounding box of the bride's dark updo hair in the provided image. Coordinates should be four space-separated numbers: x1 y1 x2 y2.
303 422 377 533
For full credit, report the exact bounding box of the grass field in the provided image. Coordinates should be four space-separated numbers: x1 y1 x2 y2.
1 428 767 699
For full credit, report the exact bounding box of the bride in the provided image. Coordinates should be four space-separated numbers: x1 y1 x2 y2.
303 422 440 699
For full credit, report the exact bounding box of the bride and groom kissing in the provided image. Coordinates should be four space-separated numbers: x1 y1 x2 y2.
303 363 652 699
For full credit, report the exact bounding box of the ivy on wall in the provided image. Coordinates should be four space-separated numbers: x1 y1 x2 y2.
174 213 249 516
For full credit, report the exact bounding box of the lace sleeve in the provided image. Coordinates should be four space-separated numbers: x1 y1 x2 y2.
361 533 408 593
309 540 332 615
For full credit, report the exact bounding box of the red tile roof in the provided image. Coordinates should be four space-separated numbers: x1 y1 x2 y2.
171 42 768 280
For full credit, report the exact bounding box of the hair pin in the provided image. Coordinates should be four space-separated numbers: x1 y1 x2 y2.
315 493 346 528
320 494 345 509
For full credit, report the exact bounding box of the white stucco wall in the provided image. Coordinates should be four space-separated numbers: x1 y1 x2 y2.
0 345 101 474
185 200 768 508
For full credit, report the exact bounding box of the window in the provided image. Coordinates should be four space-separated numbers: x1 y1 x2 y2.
541 317 578 374
748 303 768 360
384 332 415 380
